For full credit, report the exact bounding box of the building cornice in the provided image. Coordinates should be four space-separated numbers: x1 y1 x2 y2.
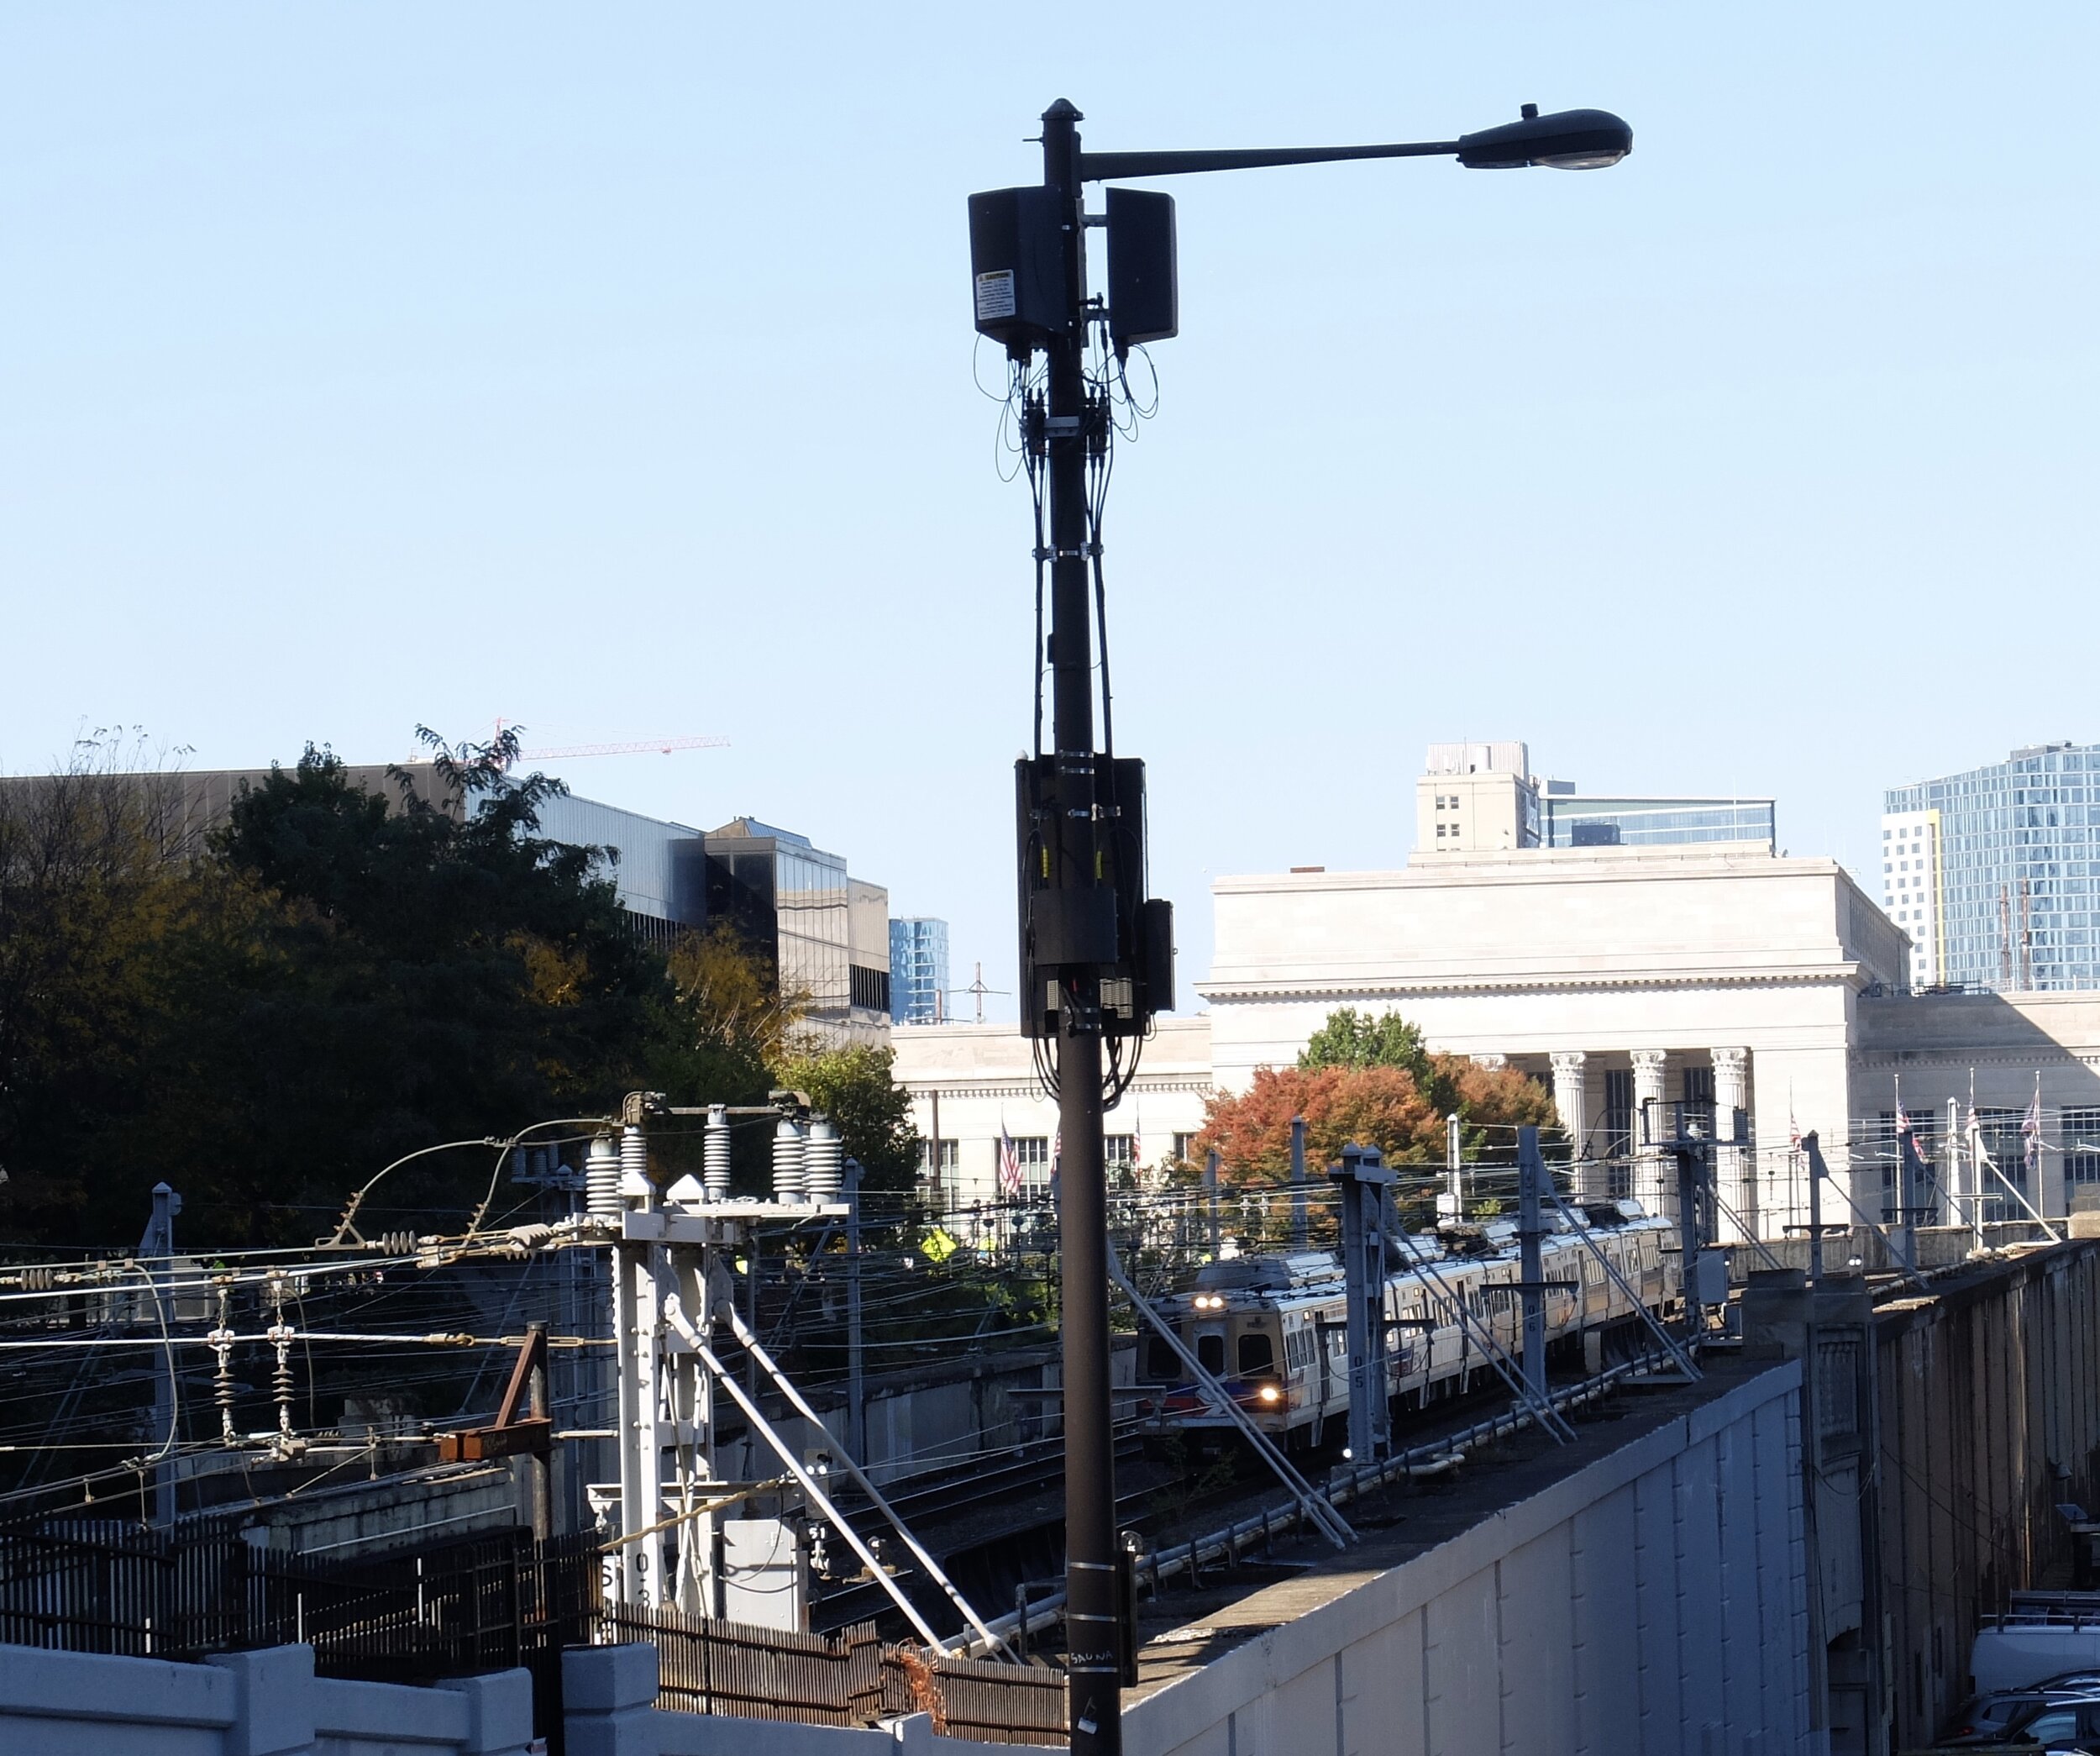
1211 854 1845 896
904 1076 1214 1101
1197 965 1867 1002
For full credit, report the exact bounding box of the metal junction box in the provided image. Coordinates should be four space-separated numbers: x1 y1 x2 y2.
1105 187 1178 353
967 187 1067 355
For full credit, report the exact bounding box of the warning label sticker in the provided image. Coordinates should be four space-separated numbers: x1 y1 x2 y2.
974 270 1017 322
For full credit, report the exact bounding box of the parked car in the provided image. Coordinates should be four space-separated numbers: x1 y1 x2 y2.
1940 1692 2100 1746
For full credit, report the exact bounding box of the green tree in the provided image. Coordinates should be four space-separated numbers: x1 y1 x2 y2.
1299 1007 1433 1082
0 733 197 1240
150 730 664 1241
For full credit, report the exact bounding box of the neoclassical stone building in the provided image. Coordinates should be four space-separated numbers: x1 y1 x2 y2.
895 844 2100 1241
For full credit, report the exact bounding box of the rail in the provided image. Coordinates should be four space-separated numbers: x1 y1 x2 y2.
957 1354 1676 1656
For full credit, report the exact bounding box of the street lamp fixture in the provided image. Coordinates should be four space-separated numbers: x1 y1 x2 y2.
967 99 1630 1756
1457 103 1635 170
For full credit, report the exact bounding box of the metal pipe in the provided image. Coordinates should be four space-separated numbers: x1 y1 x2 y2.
722 1303 1011 1658
659 1294 948 1651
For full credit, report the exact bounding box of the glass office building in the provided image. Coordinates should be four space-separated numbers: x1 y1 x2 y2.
890 917 950 1025
704 818 891 1033
1885 742 2100 992
1540 796 1777 852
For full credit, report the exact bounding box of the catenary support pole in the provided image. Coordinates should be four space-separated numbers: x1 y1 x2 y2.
845 1157 865 1466
1517 1129 1547 1402
1289 1117 1308 1250
1205 1149 1221 1260
1328 1146 1394 1464
1806 1129 1824 1287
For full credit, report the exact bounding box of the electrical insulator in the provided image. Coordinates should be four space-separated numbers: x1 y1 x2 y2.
805 1117 843 1201
772 1118 806 1203
619 1124 649 1197
703 1105 732 1201
267 1319 295 1439
585 1134 622 1220
209 1286 236 1443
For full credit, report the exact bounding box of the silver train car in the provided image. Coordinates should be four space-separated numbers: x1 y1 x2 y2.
1144 1200 1678 1448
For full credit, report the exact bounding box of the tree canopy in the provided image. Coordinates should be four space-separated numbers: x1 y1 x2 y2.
1198 1008 1560 1177
0 730 925 1248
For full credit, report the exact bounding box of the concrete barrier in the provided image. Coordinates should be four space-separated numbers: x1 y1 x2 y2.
0 1639 534 1754
1122 1363 1813 1756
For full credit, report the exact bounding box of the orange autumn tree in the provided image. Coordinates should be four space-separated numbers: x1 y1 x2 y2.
1193 1007 1560 1178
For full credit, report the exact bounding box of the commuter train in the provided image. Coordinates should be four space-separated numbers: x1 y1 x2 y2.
1142 1200 1679 1449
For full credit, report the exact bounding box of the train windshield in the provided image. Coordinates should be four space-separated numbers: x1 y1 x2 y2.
1196 1333 1226 1375
1144 1336 1180 1382
1237 1333 1274 1374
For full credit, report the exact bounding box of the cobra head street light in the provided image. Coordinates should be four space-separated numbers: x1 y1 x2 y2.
967 99 1629 1756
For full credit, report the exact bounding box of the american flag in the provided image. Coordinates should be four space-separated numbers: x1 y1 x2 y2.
2024 1078 2044 1177
998 1128 1022 1198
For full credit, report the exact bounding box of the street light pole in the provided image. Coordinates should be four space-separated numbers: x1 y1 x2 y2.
971 98 1630 1755
1038 97 1123 1753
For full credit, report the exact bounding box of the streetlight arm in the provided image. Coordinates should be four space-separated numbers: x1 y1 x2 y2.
1079 139 1459 181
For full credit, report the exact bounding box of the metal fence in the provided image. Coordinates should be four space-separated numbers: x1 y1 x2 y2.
600 1601 1066 1746
0 1521 596 1751
0 1518 1066 1747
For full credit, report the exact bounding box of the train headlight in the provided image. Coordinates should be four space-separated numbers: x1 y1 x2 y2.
1257 1385 1283 1405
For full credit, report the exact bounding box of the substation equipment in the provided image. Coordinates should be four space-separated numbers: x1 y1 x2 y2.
570 1090 997 1652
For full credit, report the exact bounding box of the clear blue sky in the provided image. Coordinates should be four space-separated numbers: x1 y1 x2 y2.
5 3 2096 1019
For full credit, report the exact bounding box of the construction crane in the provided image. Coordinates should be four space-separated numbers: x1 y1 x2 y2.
517 736 729 760
487 719 731 766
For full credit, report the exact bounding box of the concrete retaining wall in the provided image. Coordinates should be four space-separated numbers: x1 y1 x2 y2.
0 1641 533 1754
1122 1364 1813 1756
1876 1240 2100 1747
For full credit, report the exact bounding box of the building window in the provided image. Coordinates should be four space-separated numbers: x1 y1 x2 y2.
1975 1107 2027 1209
2066 1108 2100 1186
1105 1134 1135 1168
1602 1068 1635 1199
1172 1132 1200 1163
918 1138 959 1176
1011 1135 1052 1189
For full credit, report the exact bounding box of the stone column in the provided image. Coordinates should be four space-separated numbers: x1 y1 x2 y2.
1550 1052 1598 1200
1712 1047 1752 1243
1630 1049 1672 1220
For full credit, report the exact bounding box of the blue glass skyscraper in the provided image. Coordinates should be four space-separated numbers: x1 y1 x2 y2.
890 917 950 1024
1884 742 2100 991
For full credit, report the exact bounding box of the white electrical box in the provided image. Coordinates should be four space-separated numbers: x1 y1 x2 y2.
721 1517 808 1632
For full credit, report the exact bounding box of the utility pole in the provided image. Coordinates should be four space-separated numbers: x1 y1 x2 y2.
1441 1112 1464 1222
1205 1149 1221 1260
1289 1117 1308 1249
845 1157 866 1464
1039 102 1120 1744
969 97 1631 1754
927 1090 942 1217
139 1181 181 1527
526 1321 554 1544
